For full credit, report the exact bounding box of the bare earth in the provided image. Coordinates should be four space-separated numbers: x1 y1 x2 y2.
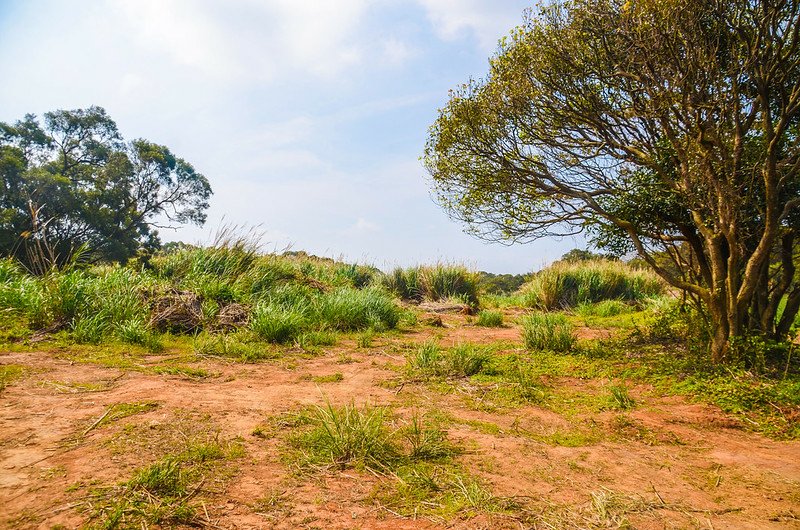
1 317 799 529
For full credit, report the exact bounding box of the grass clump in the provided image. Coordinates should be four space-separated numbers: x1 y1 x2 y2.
476 310 504 327
520 259 663 310
521 312 577 352
382 264 480 307
407 342 492 379
316 287 401 331
290 402 399 471
604 382 636 411
193 332 279 362
250 303 307 344
88 438 241 528
286 404 512 520
0 364 27 393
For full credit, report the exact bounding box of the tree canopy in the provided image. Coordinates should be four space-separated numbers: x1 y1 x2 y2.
424 0 800 362
0 107 211 270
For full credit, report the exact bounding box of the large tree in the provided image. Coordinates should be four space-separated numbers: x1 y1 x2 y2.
0 106 212 269
424 0 800 362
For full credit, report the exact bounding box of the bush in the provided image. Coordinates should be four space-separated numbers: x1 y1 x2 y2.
519 259 663 310
521 312 577 352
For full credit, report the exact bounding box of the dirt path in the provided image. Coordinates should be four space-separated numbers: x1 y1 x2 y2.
1 323 799 529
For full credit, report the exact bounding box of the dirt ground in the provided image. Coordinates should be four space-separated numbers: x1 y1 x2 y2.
1 316 799 529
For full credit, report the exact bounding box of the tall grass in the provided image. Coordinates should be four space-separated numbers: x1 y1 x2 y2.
521 312 577 352
519 259 663 310
0 240 400 346
381 264 479 307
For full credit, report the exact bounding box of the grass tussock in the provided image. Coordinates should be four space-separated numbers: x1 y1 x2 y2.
520 259 663 310
407 342 492 379
521 312 577 352
381 264 480 307
476 310 504 327
284 402 515 520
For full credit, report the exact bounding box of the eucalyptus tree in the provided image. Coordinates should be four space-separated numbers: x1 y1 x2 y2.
0 106 212 270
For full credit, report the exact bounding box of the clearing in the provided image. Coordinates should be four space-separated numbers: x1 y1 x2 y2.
1 311 799 529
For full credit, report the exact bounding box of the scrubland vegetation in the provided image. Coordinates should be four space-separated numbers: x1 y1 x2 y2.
1 243 798 528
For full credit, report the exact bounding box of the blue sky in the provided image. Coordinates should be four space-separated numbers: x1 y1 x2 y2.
0 0 584 273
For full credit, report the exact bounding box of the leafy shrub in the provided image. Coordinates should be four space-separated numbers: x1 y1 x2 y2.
521 312 577 352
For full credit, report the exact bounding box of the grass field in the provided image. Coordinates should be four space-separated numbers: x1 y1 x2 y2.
1 256 799 529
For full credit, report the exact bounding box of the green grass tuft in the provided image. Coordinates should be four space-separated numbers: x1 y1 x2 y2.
521 312 577 352
476 310 504 327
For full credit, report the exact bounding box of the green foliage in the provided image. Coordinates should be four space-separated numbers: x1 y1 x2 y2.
476 310 504 327
291 402 399 471
316 287 401 331
0 107 212 267
424 0 800 358
0 364 26 393
407 342 492 379
521 312 577 352
476 271 529 295
88 435 241 528
250 303 307 344
193 332 278 363
575 300 632 318
382 264 479 307
115 318 163 352
604 383 636 411
520 260 663 310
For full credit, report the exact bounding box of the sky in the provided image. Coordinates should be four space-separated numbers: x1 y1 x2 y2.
0 0 585 274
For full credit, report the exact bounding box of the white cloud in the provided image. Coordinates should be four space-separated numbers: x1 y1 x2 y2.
111 0 372 81
381 38 414 66
345 217 381 235
416 0 525 51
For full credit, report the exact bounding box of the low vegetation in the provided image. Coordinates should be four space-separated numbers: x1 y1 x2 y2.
519 259 664 310
381 264 480 307
0 239 403 351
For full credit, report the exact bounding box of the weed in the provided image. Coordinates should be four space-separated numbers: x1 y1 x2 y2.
400 414 457 461
0 364 26 392
605 382 636 411
251 303 307 343
357 330 375 348
521 312 577 352
153 364 212 379
115 318 163 352
290 402 399 471
382 264 480 307
315 287 401 331
407 342 492 379
311 373 344 384
575 300 633 318
476 310 504 327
